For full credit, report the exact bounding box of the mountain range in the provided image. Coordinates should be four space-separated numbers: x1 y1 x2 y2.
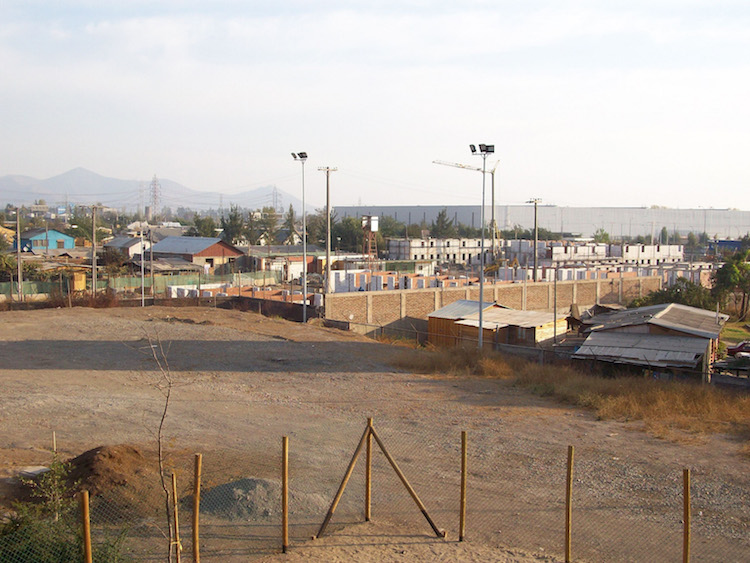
0 168 311 214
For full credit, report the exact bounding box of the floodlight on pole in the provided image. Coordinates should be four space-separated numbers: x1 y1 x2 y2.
470 143 494 350
292 151 308 322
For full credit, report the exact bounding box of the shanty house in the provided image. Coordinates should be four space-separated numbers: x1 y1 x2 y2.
15 228 75 252
574 303 728 380
150 237 243 271
427 300 497 347
455 307 568 349
428 300 567 350
104 236 151 258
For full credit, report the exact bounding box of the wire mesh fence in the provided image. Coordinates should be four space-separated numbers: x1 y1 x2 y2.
2 416 749 562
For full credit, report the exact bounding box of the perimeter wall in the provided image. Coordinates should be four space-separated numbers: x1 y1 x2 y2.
324 276 662 334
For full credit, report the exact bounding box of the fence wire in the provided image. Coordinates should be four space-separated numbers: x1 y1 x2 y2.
2 417 749 562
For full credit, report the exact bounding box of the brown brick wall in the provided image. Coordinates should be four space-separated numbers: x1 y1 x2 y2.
576 282 597 306
496 285 524 309
326 295 368 323
405 291 436 320
599 280 619 304
324 277 663 326
526 286 549 310
371 293 402 325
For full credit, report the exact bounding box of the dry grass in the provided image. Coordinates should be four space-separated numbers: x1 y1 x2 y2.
392 347 750 447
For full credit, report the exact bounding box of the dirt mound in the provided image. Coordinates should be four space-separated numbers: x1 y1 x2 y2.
67 445 158 497
200 478 328 521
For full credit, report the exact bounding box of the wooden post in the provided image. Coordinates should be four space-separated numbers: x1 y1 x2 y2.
683 469 691 563
565 445 574 563
459 430 467 541
370 427 445 538
79 490 92 563
172 473 182 563
316 425 371 539
52 431 57 454
193 454 202 563
282 436 289 553
365 418 373 522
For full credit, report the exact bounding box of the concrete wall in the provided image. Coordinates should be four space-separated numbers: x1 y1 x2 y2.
324 276 662 333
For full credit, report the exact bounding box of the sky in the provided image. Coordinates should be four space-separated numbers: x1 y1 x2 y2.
1 1 748 210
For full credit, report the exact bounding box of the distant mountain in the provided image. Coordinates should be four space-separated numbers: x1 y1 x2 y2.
0 168 312 214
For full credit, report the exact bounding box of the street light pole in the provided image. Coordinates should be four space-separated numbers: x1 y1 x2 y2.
292 152 308 322
528 198 542 282
471 144 494 350
318 166 337 295
15 207 23 302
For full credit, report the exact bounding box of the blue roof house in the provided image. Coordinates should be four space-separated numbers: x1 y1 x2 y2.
15 228 76 252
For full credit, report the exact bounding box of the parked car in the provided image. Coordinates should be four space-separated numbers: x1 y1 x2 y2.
727 341 750 356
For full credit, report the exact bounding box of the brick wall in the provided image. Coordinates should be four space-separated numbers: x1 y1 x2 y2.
324 277 663 330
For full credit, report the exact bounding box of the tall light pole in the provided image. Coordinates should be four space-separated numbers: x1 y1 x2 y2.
292 152 308 322
528 198 542 282
470 143 494 350
318 166 337 295
14 207 23 302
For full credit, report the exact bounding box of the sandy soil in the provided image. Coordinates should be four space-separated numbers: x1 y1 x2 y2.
1 305 748 562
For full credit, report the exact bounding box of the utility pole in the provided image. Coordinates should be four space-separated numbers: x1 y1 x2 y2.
150 229 155 298
91 205 98 296
528 198 542 282
318 166 337 294
15 207 23 302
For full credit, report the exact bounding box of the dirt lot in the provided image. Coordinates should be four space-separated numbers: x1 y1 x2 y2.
1 306 748 562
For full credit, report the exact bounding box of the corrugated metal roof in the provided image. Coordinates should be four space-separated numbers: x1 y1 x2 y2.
104 236 143 249
428 300 496 320
583 303 726 339
461 308 557 329
573 331 708 368
151 236 223 255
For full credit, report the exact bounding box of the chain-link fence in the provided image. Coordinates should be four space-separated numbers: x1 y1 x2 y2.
2 416 749 562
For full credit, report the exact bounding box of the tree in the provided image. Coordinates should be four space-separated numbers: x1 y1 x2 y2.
282 204 297 244
593 228 610 244
630 278 715 310
430 208 457 238
258 206 279 244
379 215 406 238
660 226 669 244
332 216 363 252
712 250 750 320
220 205 245 244
186 214 217 237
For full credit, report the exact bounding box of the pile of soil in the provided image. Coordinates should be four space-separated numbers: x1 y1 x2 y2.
67 445 158 496
200 478 328 521
66 445 164 519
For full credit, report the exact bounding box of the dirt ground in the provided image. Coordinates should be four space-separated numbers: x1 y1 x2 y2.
1 305 748 562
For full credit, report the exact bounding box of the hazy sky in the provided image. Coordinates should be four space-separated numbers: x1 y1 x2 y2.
1 1 748 210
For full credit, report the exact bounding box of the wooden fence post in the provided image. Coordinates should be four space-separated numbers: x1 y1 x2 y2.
683 469 691 563
282 436 289 553
366 418 373 522
193 454 202 563
79 490 92 563
565 445 574 563
459 430 467 541
172 473 182 563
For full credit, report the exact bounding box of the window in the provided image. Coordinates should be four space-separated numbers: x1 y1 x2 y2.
446 241 451 247
430 241 434 247
32 239 45 247
462 241 466 247
57 240 65 249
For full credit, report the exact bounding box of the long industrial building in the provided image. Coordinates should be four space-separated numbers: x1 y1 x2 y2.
335 205 750 239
